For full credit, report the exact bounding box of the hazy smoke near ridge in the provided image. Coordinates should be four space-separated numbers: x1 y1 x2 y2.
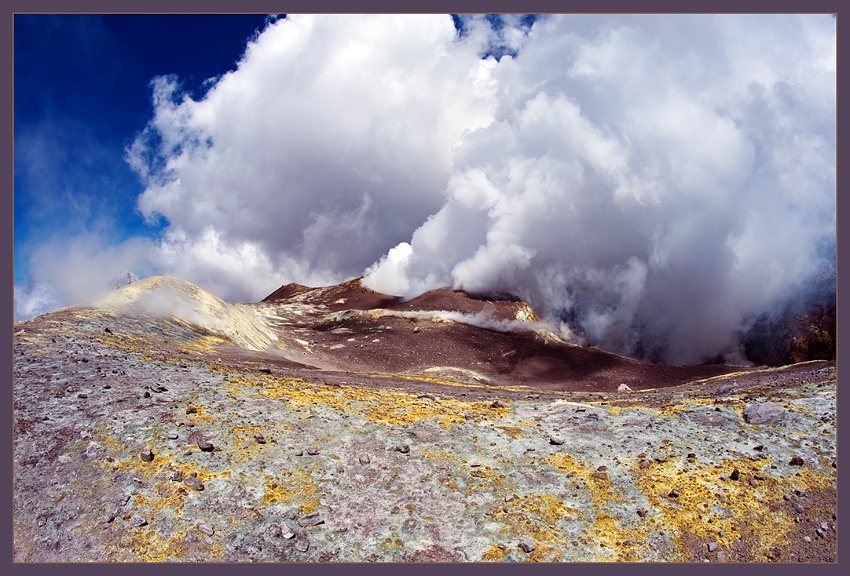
18 14 835 365
363 14 836 364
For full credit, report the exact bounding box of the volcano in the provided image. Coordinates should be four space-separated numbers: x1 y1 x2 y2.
12 276 837 563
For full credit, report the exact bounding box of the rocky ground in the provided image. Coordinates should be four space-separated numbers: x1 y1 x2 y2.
12 278 838 563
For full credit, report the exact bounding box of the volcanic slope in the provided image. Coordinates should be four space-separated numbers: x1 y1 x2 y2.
255 277 737 391
12 276 837 562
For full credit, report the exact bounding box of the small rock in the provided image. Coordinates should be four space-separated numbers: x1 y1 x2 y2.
289 512 297 520
794 503 805 514
295 539 309 552
617 384 633 392
708 541 718 552
497 543 506 550
307 447 319 455
186 406 198 414
184 476 205 491
197 441 214 452
167 433 179 440
259 368 272 374
130 515 147 527
804 536 812 543
753 445 765 451
170 470 185 482
77 393 88 399
104 327 113 334
143 391 150 398
789 456 804 466
783 494 791 501
636 509 647 518
140 449 154 462
687 453 696 459
743 402 785 424
730 469 740 481
816 528 825 538
80 430 92 440
518 539 536 553
295 450 304 456
591 471 608 480
359 454 370 465
298 512 324 527
549 436 565 446
668 489 680 498
254 433 266 444
490 400 505 409
395 445 410 454
417 394 435 401
198 524 214 536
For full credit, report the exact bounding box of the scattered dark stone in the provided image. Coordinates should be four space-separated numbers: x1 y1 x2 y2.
143 391 150 399
639 459 651 470
783 494 791 501
103 384 111 389
104 327 113 334
795 489 804 497
186 406 198 415
490 401 505 409
636 509 647 518
816 528 825 538
789 456 805 466
753 474 764 480
687 453 696 459
753 445 765 451
167 433 179 440
307 447 319 455
198 524 214 536
140 448 154 462
518 539 536 553
497 543 506 551
413 326 421 333
549 436 565 446
794 503 805 514
197 441 214 452
77 394 88 399
298 512 324 527
254 433 266 444
259 368 272 374
295 451 303 457
184 476 204 491
130 515 147 527
395 445 410 454
359 454 370 465
730 469 740 481
591 471 608 480
668 489 680 498
171 470 185 482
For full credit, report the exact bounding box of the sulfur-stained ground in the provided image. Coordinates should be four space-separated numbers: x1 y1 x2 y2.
12 279 838 563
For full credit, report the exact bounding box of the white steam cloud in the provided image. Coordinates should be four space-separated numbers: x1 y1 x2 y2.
18 14 835 365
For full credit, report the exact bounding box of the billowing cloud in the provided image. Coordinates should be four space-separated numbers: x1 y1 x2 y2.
364 14 836 363
17 14 835 366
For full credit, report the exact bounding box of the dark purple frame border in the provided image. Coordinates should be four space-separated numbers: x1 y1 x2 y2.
3 1 844 576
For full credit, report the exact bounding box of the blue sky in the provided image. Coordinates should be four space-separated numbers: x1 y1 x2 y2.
13 14 836 364
14 14 270 286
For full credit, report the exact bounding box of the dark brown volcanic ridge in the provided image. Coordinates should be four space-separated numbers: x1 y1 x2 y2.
13 276 837 562
258 277 736 392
